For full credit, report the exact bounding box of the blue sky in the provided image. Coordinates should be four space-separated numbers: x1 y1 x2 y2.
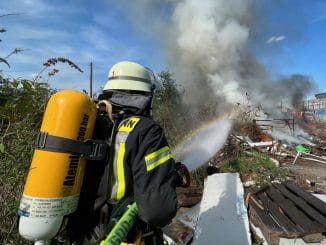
0 0 325 98
0 0 162 94
251 0 326 95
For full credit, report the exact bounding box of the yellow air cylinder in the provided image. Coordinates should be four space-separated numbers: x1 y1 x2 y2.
18 90 97 243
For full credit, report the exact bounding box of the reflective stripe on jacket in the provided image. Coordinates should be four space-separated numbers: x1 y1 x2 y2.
108 116 178 227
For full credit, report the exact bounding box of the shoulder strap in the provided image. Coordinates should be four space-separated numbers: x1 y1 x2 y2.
82 112 129 243
95 112 125 208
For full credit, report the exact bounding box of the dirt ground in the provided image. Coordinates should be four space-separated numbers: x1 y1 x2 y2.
285 158 326 193
281 122 326 193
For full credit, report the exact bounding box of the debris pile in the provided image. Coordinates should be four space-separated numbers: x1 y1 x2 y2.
214 118 326 193
164 118 326 244
247 181 326 245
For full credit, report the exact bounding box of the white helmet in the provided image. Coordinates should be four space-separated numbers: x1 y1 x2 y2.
103 61 154 93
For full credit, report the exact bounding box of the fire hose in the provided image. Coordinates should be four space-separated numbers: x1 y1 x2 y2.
101 202 138 245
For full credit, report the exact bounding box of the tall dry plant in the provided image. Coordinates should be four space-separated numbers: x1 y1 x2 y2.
34 57 84 82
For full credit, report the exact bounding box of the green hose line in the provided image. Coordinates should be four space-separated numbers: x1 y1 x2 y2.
101 202 138 245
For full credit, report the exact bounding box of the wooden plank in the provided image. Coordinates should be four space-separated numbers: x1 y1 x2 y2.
283 181 326 216
256 192 299 234
250 183 270 195
176 186 203 207
274 183 326 228
249 207 282 245
302 233 324 243
176 186 203 195
249 204 281 231
177 196 202 207
265 187 323 233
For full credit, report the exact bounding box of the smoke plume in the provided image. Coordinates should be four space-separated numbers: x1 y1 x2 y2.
116 0 315 117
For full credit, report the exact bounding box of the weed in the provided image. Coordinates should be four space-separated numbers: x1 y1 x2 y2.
220 150 287 184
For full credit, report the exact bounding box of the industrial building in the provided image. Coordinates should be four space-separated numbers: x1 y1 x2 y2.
301 92 326 122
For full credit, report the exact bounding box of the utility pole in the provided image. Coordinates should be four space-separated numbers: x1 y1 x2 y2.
89 62 93 98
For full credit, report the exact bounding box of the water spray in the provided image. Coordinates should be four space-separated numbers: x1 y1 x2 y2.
173 117 233 172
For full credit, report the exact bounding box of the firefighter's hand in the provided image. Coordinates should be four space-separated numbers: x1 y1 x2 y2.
175 162 191 188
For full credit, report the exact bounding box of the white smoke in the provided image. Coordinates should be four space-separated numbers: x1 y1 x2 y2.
168 0 315 116
170 0 251 108
112 0 317 170
115 0 315 116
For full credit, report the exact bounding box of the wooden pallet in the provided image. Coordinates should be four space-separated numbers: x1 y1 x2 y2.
247 181 326 245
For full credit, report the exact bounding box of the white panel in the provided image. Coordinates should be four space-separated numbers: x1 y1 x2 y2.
192 173 251 245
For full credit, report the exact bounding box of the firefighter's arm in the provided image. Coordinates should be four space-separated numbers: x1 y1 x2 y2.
131 124 178 227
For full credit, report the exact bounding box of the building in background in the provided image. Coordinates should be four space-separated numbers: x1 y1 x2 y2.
301 92 326 122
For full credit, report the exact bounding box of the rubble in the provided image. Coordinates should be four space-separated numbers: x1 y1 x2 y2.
165 117 326 244
295 151 326 164
162 220 194 245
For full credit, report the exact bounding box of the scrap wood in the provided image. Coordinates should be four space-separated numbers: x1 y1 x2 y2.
248 181 326 244
245 192 264 210
293 151 326 165
274 152 290 157
300 156 326 164
248 141 276 148
245 184 269 209
249 207 283 245
231 134 246 143
301 151 326 161
231 135 254 149
283 180 326 216
176 186 203 207
292 152 301 165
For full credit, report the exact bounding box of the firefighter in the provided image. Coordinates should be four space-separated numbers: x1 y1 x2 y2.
98 60 190 244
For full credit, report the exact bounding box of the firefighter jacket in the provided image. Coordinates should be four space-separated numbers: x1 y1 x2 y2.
108 115 178 227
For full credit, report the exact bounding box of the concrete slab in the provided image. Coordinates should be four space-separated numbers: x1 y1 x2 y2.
314 194 326 203
192 173 251 245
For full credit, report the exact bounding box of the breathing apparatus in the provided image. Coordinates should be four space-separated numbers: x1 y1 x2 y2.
17 90 114 244
17 61 189 245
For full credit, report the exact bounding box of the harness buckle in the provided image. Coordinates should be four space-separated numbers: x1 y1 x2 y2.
85 140 108 160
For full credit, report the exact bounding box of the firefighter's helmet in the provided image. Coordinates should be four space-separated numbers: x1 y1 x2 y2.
103 61 155 93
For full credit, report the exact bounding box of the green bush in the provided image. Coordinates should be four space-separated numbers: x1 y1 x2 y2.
0 70 203 243
153 71 191 146
0 77 51 244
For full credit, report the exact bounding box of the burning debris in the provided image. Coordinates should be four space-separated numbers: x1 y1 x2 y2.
115 1 324 244
164 115 325 244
